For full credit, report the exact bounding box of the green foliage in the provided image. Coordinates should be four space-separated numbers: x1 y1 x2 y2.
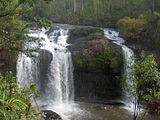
0 0 51 52
0 72 42 120
31 17 52 28
28 0 160 27
143 11 160 51
117 10 160 54
133 52 160 113
70 28 103 38
118 15 147 39
0 0 36 51
0 15 26 51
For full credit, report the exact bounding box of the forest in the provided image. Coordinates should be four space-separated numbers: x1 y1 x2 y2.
0 0 160 120
30 0 160 56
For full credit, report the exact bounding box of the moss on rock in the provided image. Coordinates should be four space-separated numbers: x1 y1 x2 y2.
68 35 123 100
71 38 123 74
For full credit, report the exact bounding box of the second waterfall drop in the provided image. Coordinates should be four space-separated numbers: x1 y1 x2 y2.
103 28 135 111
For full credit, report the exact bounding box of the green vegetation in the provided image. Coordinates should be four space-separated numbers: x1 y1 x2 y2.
0 0 51 119
70 28 103 38
0 0 36 51
0 0 36 73
29 0 160 61
117 15 146 39
0 0 160 119
118 11 160 41
28 0 160 56
118 11 160 55
0 0 51 52
131 52 160 119
134 53 160 110
0 72 41 120
29 0 160 27
0 0 52 73
72 39 123 73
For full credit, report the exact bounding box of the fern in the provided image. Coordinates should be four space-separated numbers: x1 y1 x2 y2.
0 72 42 120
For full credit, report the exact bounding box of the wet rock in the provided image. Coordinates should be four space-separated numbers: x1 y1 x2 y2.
42 110 62 120
68 31 123 100
46 27 59 35
39 49 53 70
76 98 124 106
39 49 53 80
68 27 104 44
38 49 53 93
148 100 160 114
94 105 105 110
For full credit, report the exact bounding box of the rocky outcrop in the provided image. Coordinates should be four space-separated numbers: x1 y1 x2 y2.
68 27 104 44
39 49 53 80
38 49 53 92
67 27 123 101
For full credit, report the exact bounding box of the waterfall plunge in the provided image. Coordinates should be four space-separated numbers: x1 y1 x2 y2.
17 28 76 119
103 28 135 112
16 26 137 120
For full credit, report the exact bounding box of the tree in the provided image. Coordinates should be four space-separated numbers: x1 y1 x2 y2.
118 15 147 39
0 0 37 51
73 0 77 13
132 52 160 119
152 0 155 12
0 0 52 73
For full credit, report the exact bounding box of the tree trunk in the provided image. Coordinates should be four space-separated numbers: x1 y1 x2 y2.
74 0 77 13
63 0 66 9
81 0 84 11
152 0 155 12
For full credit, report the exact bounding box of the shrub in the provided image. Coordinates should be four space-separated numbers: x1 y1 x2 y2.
0 72 42 120
118 15 146 39
133 52 160 113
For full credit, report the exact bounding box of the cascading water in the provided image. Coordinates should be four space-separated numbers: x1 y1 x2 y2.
15 25 156 120
103 28 135 111
16 27 78 119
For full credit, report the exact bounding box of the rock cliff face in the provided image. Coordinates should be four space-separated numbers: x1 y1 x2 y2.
38 49 53 93
67 27 123 101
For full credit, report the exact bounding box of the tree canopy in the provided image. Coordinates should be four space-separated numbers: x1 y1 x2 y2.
0 0 36 51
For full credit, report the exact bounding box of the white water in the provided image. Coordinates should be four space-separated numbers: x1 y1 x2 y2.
103 28 135 112
16 28 84 120
16 26 138 119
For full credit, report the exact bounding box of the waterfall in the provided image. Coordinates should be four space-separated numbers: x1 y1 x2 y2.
103 28 135 111
17 27 75 119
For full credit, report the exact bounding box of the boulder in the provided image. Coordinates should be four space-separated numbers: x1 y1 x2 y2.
148 100 160 114
41 110 62 120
